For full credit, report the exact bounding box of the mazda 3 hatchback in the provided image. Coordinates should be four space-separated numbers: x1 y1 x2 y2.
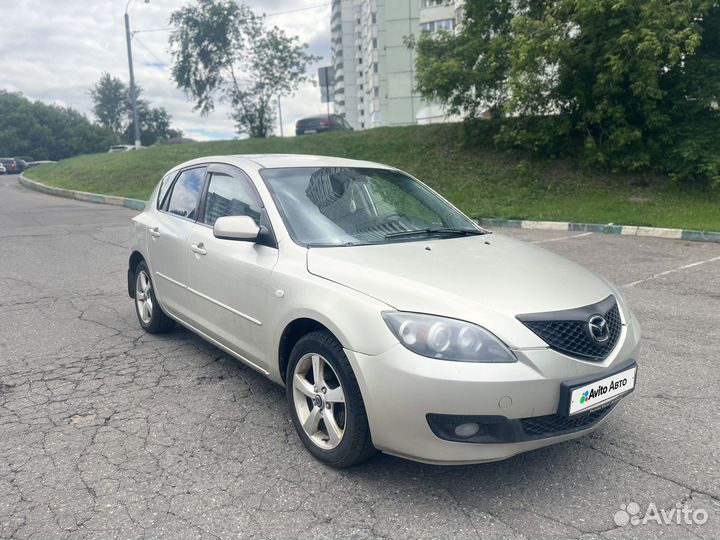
128 155 640 467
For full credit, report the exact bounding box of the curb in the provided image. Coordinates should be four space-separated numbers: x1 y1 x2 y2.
17 174 720 243
19 174 146 211
477 218 720 244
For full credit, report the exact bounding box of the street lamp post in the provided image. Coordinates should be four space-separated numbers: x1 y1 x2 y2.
124 0 148 149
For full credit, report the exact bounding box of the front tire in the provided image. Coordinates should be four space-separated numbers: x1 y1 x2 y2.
134 261 174 334
286 330 376 467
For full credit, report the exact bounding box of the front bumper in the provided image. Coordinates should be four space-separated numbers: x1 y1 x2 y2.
345 318 641 465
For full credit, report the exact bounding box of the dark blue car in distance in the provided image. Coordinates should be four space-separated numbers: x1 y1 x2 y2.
295 114 354 136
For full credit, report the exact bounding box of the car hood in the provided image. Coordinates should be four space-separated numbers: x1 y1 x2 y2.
306 234 615 348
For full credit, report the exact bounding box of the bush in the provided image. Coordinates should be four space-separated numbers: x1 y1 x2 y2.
415 0 720 187
0 91 114 160
665 115 720 188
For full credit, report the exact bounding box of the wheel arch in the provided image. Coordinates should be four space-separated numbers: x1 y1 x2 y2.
127 250 145 298
278 318 342 384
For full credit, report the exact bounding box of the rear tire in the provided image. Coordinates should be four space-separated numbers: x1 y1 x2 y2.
286 330 376 467
134 261 174 334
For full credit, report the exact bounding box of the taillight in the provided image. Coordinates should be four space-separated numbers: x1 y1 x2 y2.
320 120 329 126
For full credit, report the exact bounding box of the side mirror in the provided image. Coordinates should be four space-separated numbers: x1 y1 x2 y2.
213 215 260 241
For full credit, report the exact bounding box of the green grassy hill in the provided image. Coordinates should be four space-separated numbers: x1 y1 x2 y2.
25 123 720 231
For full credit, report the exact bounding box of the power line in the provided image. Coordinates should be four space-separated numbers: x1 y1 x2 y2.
264 2 331 17
132 34 169 66
133 26 171 34
131 2 332 39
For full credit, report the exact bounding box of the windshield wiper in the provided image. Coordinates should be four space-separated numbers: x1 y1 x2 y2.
384 228 485 240
306 240 376 247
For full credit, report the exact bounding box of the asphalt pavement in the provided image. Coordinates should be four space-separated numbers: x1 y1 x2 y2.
0 173 718 539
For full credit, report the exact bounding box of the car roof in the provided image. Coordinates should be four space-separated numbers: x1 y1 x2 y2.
239 154 389 169
299 114 338 120
173 154 393 171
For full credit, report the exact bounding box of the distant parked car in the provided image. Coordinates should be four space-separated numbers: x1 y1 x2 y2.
0 158 21 174
14 156 34 165
13 159 28 171
25 160 58 169
108 144 142 153
0 163 6 175
295 114 353 136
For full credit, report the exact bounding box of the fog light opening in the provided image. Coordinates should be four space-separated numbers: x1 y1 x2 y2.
454 422 481 439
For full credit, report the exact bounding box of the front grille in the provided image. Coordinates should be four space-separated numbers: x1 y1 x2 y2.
517 295 622 361
520 402 616 439
425 402 618 444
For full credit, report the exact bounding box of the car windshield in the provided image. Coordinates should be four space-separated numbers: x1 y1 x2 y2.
260 167 482 246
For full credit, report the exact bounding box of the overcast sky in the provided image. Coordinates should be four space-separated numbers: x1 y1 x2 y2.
0 0 332 140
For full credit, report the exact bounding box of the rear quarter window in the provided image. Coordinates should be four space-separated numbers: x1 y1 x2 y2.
156 172 177 209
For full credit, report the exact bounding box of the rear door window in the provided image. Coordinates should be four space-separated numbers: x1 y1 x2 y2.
166 167 205 220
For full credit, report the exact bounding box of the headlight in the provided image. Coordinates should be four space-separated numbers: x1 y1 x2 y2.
382 312 516 363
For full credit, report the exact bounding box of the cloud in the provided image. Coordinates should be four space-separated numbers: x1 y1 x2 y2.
0 0 331 140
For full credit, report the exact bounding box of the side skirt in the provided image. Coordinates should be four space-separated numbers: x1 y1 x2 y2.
164 309 271 377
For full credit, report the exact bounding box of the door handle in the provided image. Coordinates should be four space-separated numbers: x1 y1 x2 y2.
149 227 161 238
191 243 207 256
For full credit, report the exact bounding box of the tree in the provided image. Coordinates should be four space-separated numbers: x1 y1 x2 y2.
169 0 320 137
89 73 182 146
415 0 720 185
125 103 183 147
0 91 114 160
90 72 129 137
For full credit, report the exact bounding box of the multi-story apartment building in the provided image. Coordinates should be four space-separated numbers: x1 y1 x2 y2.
330 0 360 129
331 0 465 129
419 0 455 33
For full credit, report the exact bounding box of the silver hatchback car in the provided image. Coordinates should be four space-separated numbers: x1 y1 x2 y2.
128 155 640 467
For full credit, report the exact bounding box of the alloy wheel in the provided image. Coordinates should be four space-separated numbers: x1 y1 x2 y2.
292 353 347 450
135 269 153 324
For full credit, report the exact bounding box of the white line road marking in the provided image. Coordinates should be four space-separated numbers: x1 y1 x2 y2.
623 255 720 287
531 232 594 244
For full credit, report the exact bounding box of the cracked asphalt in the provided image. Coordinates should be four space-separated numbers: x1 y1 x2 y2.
1 173 718 539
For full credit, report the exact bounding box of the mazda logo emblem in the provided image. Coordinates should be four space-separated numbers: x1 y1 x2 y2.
588 315 610 344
